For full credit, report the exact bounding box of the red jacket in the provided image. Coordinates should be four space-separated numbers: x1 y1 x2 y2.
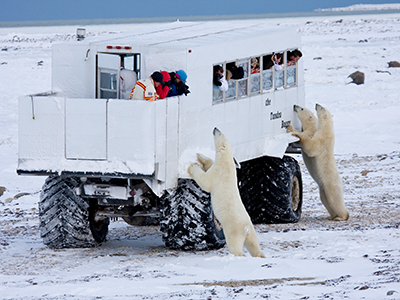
156 71 171 99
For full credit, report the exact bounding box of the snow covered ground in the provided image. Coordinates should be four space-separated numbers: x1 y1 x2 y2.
1 10 400 300
317 3 400 12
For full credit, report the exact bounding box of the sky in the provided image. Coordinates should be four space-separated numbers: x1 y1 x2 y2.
1 0 400 22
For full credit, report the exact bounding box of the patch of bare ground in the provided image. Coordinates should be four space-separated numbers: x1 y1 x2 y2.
180 275 355 288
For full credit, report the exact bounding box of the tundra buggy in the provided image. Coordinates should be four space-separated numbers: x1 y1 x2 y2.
18 21 305 250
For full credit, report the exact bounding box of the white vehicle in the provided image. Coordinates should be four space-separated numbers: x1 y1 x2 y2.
18 21 305 250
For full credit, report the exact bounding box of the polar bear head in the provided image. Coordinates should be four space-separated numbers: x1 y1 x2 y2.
294 105 318 134
213 127 233 161
315 103 334 130
315 103 333 121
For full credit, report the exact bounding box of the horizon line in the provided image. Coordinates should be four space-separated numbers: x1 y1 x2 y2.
1 8 400 28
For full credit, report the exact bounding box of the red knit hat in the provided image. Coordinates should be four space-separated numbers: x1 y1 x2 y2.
161 71 171 82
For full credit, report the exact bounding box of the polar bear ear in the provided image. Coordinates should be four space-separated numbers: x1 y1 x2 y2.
217 140 226 150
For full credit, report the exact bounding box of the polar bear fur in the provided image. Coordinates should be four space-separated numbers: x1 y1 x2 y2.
290 104 349 221
187 128 265 257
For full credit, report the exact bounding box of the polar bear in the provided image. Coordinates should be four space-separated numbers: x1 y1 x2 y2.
187 128 265 257
287 105 318 182
290 104 349 221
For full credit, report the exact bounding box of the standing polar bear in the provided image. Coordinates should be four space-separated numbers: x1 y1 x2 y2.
287 105 318 183
187 128 265 257
288 104 349 221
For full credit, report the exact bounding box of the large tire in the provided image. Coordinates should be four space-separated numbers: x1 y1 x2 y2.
39 176 109 249
237 155 303 224
160 179 225 251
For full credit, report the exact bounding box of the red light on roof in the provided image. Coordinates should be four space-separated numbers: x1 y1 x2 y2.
124 46 132 50
116 46 122 49
106 46 113 49
188 49 192 53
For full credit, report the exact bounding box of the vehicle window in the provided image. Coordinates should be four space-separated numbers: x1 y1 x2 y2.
237 59 248 98
97 53 120 99
250 57 261 94
287 64 296 86
100 71 118 99
122 54 140 77
225 62 237 100
274 52 285 89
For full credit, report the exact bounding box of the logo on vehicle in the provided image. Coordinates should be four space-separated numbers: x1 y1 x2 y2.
281 120 291 128
270 111 282 120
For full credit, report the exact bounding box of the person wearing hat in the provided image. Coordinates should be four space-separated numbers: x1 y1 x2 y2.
130 71 164 101
119 68 137 99
167 70 190 97
156 71 172 99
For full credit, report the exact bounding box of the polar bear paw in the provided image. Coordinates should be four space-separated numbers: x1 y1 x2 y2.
286 124 295 133
196 153 213 171
187 162 202 176
291 131 302 139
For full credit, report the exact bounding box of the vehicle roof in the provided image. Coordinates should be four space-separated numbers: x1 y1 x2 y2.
80 21 299 49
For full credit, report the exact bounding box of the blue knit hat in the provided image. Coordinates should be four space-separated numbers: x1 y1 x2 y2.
176 70 187 83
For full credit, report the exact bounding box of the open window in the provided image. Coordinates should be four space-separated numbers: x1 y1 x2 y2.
96 53 140 99
274 52 285 89
286 49 299 87
97 53 120 99
250 56 261 94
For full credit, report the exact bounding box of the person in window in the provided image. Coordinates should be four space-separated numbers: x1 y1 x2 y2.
130 71 164 101
228 64 244 79
264 53 283 71
251 58 260 74
156 71 171 99
213 65 228 92
168 70 190 97
287 49 303 66
119 68 137 99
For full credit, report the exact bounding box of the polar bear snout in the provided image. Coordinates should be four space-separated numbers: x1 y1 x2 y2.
213 127 221 136
294 104 303 112
315 103 323 111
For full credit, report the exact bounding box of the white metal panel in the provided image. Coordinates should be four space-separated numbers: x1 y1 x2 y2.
142 49 186 78
98 53 120 70
65 98 107 160
107 99 155 175
249 95 263 142
154 100 167 182
52 44 94 98
165 98 180 188
18 96 65 161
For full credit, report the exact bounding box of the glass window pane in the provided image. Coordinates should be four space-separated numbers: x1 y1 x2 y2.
100 90 117 99
226 80 236 99
100 72 117 90
238 78 247 97
287 65 296 86
123 56 134 71
262 69 273 91
213 85 223 102
238 61 248 79
250 72 260 94
275 69 284 88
